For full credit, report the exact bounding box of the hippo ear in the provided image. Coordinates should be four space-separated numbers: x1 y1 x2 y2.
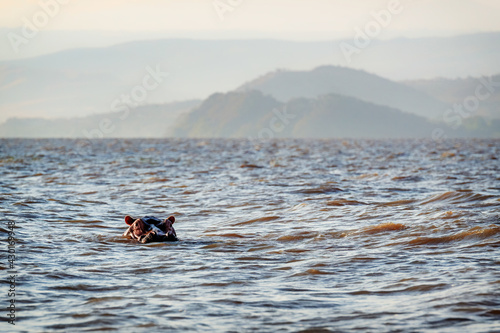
167 216 175 224
125 215 135 225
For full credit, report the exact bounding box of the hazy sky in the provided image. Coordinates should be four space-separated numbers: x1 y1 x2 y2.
1 0 499 60
2 0 500 37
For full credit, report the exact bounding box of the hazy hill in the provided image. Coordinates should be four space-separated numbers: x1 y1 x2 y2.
238 66 447 119
2 91 498 138
1 33 499 123
339 32 500 80
403 74 500 119
174 91 281 138
174 90 439 138
0 39 334 122
286 94 435 138
0 100 199 138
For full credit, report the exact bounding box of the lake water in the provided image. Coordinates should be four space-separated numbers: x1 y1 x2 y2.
1 138 499 332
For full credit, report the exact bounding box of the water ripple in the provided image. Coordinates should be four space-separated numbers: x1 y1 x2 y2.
1 138 499 332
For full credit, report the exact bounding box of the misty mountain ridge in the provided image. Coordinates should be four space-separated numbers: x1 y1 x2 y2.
173 90 499 139
174 90 280 138
238 65 447 119
403 74 500 120
2 63 500 138
2 32 500 139
1 33 499 123
0 100 199 138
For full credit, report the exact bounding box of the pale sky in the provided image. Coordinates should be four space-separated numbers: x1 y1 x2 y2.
1 0 500 60
2 0 500 37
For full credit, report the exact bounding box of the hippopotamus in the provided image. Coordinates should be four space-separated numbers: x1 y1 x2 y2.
123 215 178 243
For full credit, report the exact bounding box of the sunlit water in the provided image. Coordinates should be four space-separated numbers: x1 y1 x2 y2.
1 138 499 332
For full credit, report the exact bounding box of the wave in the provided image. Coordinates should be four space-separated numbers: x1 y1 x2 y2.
296 185 343 194
361 222 408 234
409 226 500 245
420 191 496 205
326 199 365 206
232 215 281 226
376 199 416 207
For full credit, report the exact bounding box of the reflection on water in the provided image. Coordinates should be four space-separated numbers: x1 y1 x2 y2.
1 138 499 332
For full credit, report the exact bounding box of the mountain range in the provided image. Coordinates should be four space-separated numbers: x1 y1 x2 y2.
174 88 499 139
0 100 198 138
237 66 447 119
403 74 500 120
1 33 500 122
1 33 500 139
175 90 437 138
3 63 499 138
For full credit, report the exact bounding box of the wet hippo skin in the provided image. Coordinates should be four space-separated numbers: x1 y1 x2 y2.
123 215 178 243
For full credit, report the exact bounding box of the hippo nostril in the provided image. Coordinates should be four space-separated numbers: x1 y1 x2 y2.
141 233 155 243
167 233 178 241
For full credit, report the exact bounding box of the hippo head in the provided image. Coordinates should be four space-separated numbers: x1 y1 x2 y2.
123 215 177 243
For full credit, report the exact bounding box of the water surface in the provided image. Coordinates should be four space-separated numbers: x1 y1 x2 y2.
1 138 499 332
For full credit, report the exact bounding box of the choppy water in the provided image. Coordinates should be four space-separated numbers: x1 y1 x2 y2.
1 138 499 332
